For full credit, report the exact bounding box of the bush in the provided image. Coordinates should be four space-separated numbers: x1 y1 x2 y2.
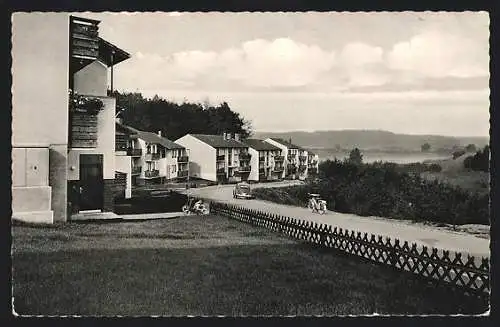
253 159 489 226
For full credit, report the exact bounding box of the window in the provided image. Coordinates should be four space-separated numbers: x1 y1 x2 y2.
171 165 177 173
147 145 151 154
172 150 178 158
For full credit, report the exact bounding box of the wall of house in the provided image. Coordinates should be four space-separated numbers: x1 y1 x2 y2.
264 139 288 178
68 97 116 181
12 13 70 223
115 154 132 198
248 148 260 181
74 60 108 96
175 135 216 181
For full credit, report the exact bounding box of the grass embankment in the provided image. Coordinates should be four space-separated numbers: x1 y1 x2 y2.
12 216 487 315
253 159 489 226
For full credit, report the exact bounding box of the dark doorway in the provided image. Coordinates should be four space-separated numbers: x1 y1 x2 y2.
79 154 104 211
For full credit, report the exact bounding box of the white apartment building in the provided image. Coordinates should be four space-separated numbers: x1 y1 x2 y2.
243 139 284 182
175 133 251 183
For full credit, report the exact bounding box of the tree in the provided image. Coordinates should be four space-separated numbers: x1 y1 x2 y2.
464 145 489 172
348 148 363 165
465 144 477 152
421 143 431 152
110 91 253 140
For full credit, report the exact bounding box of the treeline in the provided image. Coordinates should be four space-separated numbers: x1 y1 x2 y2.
109 91 252 140
254 159 489 226
464 145 489 172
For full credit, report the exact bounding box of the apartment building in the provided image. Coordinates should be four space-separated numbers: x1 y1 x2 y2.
12 13 130 223
307 151 320 176
175 133 251 183
243 139 284 182
263 138 302 179
115 122 142 198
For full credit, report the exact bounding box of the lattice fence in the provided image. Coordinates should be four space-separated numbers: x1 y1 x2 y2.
210 201 490 299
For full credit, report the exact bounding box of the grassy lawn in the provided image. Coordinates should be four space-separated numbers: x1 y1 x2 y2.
12 216 487 316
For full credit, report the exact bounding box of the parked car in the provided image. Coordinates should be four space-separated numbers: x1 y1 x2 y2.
233 182 254 199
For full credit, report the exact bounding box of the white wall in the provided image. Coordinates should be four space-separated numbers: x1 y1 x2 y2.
12 13 70 146
68 96 116 180
248 147 259 181
264 139 289 178
74 60 108 97
115 154 132 198
176 135 216 181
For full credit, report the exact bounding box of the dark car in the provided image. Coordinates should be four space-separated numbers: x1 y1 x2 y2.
233 182 254 199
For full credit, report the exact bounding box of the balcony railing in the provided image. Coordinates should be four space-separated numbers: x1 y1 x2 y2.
259 157 265 162
178 170 188 177
217 155 225 161
70 112 98 148
144 169 159 178
274 155 284 161
274 166 284 172
178 155 189 162
240 153 251 160
259 168 265 174
238 166 251 173
131 166 142 175
217 168 226 175
145 153 160 161
127 148 142 157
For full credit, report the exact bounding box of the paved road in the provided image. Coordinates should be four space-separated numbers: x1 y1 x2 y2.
180 181 490 259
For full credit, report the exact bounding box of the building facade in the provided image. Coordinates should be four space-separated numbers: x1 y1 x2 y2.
12 13 131 223
116 123 189 187
243 139 283 182
175 133 251 183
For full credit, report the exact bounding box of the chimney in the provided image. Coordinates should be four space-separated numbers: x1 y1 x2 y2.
222 132 227 140
235 133 240 141
158 131 162 137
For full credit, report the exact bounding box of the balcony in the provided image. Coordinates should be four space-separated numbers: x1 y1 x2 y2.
299 155 308 161
178 170 188 177
274 155 284 162
127 148 142 157
131 166 142 175
238 166 251 173
178 155 189 163
239 153 251 160
217 168 226 175
145 153 160 161
217 155 225 162
144 169 159 178
274 166 284 172
70 112 98 148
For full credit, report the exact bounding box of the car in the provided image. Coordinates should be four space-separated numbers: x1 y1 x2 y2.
233 182 254 199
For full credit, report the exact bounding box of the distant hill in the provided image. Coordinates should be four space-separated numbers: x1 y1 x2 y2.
253 130 489 153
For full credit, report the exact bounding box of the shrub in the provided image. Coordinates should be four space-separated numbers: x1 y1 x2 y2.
253 159 489 226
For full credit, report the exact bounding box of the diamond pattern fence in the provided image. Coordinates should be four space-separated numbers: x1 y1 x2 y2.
210 201 490 299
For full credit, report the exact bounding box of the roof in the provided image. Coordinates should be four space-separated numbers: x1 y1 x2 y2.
269 138 301 149
137 131 185 150
244 139 281 151
190 134 249 148
98 37 131 67
116 122 184 149
116 123 138 136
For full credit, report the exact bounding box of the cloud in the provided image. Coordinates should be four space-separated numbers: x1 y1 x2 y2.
115 29 488 93
386 30 489 81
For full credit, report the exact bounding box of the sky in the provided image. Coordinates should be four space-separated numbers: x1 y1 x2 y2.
79 11 489 136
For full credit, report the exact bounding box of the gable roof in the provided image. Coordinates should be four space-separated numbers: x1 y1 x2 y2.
136 131 185 150
190 134 248 148
244 139 281 151
269 138 300 149
116 122 184 150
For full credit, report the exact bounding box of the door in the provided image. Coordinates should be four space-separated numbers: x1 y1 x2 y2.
79 154 104 211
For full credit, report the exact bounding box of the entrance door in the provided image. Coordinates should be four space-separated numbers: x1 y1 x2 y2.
79 154 104 211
